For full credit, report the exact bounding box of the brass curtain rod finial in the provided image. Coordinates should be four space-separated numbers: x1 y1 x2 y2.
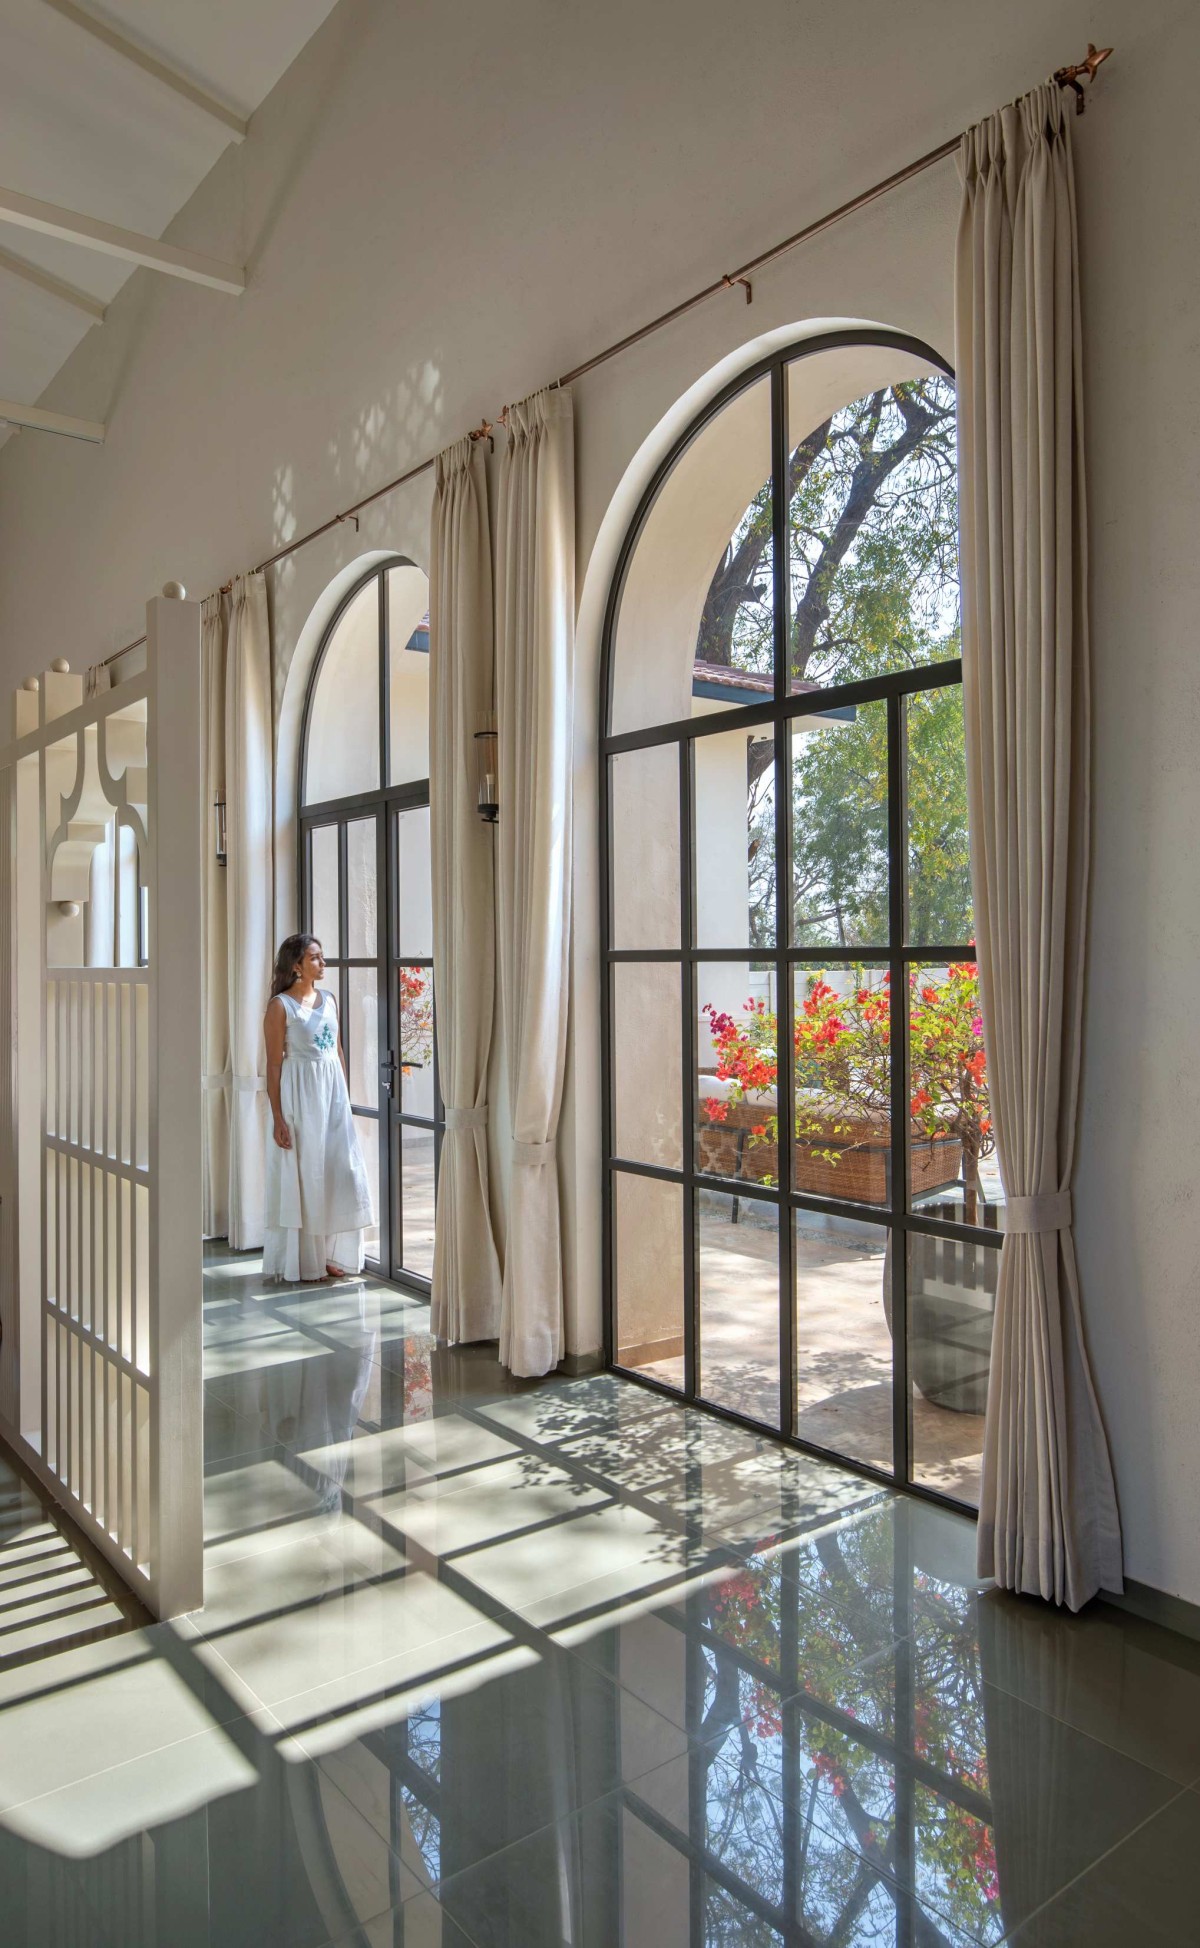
1054 43 1113 113
469 417 495 450
722 272 753 305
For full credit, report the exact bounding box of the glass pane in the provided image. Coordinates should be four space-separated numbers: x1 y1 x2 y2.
696 960 776 1184
906 683 973 947
610 376 773 736
396 806 432 959
786 356 958 690
908 1234 996 1505
346 817 377 959
400 1123 436 1279
310 824 340 957
791 699 888 947
610 746 679 951
612 962 681 1169
794 1211 891 1470
698 1190 780 1428
794 964 890 1206
353 1113 381 1262
304 580 380 802
614 1171 683 1388
908 962 1001 1219
694 729 775 950
388 564 431 786
398 965 435 1117
347 967 378 1108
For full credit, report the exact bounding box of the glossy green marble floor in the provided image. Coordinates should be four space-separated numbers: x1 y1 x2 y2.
0 1245 1197 1945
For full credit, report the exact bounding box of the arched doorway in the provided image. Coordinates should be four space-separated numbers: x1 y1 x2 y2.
298 557 440 1288
600 328 999 1506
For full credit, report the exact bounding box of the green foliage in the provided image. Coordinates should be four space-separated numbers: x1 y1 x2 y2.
704 376 971 952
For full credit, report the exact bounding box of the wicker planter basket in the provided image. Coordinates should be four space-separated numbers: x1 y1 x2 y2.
696 1092 962 1204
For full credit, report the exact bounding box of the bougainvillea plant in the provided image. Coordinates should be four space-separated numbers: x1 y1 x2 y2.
702 962 993 1221
398 965 434 1075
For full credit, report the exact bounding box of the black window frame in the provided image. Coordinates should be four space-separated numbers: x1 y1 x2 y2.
599 328 998 1512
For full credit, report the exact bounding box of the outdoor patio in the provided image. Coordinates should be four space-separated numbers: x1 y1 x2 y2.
630 1205 985 1506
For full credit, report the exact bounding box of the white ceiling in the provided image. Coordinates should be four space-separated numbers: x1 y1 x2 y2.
0 0 338 421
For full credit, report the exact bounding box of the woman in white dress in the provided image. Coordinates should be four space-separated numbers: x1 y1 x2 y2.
263 934 375 1283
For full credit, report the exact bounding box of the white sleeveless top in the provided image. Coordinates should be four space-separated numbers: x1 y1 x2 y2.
280 987 339 1062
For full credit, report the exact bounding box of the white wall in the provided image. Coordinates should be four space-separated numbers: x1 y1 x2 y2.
0 0 1197 1603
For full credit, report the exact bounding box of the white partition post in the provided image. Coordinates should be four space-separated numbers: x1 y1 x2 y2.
0 590 204 1618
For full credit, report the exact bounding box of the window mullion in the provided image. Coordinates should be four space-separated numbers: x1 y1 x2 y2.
771 359 796 1440
681 738 698 1402
888 691 911 1485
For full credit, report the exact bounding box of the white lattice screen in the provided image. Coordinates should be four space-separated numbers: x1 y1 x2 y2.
0 594 203 1618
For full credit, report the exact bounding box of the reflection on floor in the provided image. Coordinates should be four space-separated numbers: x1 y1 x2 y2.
1 1243 1199 1943
642 1206 986 1504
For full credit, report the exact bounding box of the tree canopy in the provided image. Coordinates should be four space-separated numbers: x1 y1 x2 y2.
696 376 971 949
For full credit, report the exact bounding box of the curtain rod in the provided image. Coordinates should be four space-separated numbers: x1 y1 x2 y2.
99 43 1111 671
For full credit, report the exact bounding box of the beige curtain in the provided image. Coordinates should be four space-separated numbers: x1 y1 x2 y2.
200 593 230 1238
224 572 274 1250
495 389 575 1375
430 437 503 1342
957 83 1122 1607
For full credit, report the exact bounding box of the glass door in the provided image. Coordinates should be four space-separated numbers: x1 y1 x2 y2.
305 810 387 1273
387 799 439 1285
298 555 439 1294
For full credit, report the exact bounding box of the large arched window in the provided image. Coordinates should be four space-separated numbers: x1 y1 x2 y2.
601 330 1000 1508
300 557 439 1288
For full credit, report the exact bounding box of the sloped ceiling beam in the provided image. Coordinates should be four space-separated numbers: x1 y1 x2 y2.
42 0 247 140
0 399 105 443
0 243 106 320
0 185 245 294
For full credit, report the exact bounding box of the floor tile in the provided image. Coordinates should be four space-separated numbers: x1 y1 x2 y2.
458 1495 732 1624
194 1554 510 1723
378 1452 612 1560
0 1625 246 1816
299 1637 690 1886
298 1413 522 1504
1004 1786 1200 1945
431 1773 977 1948
970 1586 1200 1787
0 1705 421 1948
472 1372 674 1447
322 1891 482 1948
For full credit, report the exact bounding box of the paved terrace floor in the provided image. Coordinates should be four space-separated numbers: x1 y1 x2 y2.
633 1210 986 1506
0 1247 1196 1944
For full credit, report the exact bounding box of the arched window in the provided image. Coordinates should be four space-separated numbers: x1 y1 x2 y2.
601 330 999 1508
300 557 439 1288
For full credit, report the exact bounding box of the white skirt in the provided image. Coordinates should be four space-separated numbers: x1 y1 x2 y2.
263 1052 375 1283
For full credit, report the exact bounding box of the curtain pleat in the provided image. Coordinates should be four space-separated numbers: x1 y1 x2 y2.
224 572 274 1251
430 437 503 1342
201 592 230 1239
495 389 575 1376
956 83 1122 1607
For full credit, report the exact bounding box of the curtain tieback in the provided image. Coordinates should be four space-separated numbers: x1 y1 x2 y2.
444 1105 488 1132
1005 1190 1073 1234
230 1074 265 1094
512 1138 555 1167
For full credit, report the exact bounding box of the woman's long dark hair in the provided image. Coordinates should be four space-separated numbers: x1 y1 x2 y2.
271 933 321 998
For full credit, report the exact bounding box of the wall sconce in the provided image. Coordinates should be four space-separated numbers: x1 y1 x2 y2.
214 797 227 867
474 714 498 824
